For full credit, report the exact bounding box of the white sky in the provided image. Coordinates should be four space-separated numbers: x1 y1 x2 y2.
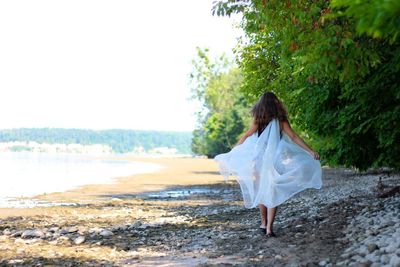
0 0 240 132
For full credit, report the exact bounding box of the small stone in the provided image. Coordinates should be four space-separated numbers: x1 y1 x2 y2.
60 229 68 235
21 229 45 239
275 255 283 260
10 230 23 237
380 254 390 264
74 236 85 245
368 243 379 253
99 230 114 237
365 253 379 263
385 244 397 253
2 229 11 235
130 220 142 228
8 259 24 264
389 255 400 267
319 260 327 266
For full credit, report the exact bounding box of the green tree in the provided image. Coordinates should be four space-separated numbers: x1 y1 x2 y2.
190 47 250 157
213 0 400 170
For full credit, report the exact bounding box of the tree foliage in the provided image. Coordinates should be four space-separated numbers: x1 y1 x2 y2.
330 0 400 43
190 47 250 157
213 0 400 170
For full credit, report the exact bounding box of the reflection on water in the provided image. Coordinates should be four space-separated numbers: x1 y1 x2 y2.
136 187 235 202
144 188 222 198
0 152 160 208
0 197 77 209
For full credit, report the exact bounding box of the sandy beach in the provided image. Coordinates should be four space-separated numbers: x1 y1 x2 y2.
0 157 399 266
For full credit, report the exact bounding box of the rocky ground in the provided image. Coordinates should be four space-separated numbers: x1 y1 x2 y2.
0 167 399 266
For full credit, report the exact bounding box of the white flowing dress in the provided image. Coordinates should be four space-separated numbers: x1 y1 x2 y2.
214 118 322 208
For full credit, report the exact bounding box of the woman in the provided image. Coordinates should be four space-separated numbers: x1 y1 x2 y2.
214 92 322 237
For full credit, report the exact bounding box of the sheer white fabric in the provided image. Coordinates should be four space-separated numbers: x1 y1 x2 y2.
214 118 322 208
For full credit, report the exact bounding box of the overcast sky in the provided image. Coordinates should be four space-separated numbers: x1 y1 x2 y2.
0 0 240 132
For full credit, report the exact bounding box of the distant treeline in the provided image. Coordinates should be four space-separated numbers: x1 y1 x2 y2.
0 128 193 154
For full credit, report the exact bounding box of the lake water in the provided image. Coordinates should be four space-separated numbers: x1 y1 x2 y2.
0 152 161 208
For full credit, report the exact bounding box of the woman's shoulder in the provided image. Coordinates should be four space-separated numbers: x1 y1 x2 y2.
277 117 289 130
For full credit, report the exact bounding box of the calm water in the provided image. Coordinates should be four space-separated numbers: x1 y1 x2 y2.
0 152 160 208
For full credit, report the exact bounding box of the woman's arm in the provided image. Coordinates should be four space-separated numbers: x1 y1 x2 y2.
235 120 258 146
281 120 320 160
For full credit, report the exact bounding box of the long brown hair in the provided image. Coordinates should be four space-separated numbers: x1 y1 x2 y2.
251 92 288 136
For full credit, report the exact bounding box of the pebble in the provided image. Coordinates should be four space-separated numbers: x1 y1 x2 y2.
130 220 142 229
2 229 11 235
21 229 45 239
99 230 114 237
367 243 379 253
390 255 400 267
74 236 86 245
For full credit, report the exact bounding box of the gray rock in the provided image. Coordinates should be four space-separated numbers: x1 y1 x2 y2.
389 255 400 267
60 226 78 235
130 220 142 229
274 255 283 260
319 260 327 266
60 229 68 235
2 229 11 235
10 230 23 237
99 230 114 237
385 244 397 253
73 236 85 245
21 229 45 239
365 253 379 262
380 254 390 264
383 220 395 228
368 243 379 253
359 245 369 256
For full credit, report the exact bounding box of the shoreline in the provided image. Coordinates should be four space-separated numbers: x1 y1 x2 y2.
0 154 163 209
0 157 222 218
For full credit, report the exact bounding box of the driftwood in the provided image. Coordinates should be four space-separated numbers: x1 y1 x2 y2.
378 186 400 198
376 176 400 198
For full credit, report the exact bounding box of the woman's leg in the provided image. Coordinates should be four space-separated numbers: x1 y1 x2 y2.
266 207 278 234
259 204 267 228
